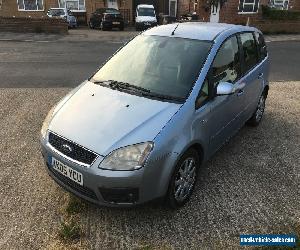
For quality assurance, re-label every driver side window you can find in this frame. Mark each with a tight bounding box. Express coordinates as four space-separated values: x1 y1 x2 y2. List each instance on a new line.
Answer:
211 36 241 88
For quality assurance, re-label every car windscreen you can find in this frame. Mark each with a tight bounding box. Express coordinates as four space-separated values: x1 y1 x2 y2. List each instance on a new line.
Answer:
48 9 65 16
91 35 212 100
138 8 155 17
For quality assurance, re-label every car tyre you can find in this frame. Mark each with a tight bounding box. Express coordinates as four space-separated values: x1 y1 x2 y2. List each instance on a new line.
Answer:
166 148 200 209
247 92 267 127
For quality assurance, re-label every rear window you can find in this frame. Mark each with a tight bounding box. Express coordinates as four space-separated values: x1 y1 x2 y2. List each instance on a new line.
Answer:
138 8 155 17
96 8 120 14
239 32 258 73
48 9 65 16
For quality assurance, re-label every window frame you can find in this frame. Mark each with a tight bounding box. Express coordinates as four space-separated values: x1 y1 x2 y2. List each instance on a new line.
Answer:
17 0 44 12
58 0 86 12
238 0 260 14
237 32 260 75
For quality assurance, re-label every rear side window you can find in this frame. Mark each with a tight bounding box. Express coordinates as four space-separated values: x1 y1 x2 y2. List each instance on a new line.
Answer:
255 32 268 61
211 35 241 87
239 32 258 73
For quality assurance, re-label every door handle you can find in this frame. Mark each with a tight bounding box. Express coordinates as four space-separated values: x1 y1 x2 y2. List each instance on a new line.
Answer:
258 73 264 79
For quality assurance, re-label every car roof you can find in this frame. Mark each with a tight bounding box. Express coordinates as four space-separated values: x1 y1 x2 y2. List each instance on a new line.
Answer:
137 4 155 8
143 22 257 41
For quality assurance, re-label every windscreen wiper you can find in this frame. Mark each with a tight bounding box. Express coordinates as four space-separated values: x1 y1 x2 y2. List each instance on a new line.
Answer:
91 79 150 93
108 80 151 93
92 79 184 102
141 91 185 102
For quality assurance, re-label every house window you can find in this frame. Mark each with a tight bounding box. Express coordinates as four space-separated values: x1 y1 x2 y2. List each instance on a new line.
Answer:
58 0 85 11
269 0 289 10
17 0 44 11
238 0 260 13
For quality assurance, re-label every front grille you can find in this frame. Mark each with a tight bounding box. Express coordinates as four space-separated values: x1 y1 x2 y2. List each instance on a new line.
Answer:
48 132 97 165
48 164 98 201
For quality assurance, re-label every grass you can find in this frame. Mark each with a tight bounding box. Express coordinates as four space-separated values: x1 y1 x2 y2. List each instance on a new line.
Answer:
65 195 86 215
58 220 81 242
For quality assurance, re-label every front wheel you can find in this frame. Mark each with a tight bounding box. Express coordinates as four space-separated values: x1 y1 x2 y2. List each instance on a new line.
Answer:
166 148 200 208
247 93 266 126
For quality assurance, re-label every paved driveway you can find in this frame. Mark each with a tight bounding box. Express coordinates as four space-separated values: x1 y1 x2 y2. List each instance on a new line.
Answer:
0 82 299 249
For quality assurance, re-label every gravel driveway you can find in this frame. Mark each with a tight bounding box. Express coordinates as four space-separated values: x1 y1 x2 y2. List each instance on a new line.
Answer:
0 82 299 249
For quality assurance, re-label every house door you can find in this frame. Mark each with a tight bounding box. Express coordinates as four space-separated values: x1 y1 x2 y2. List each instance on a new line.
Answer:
210 2 220 23
107 0 118 9
169 0 177 17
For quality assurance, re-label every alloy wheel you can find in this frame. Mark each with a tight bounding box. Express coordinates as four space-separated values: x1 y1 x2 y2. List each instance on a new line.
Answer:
174 157 196 202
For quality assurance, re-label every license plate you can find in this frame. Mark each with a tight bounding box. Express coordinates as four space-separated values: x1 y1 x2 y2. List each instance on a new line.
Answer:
51 157 83 186
112 22 120 25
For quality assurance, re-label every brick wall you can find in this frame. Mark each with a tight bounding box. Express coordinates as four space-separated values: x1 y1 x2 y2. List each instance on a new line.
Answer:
253 19 300 33
289 0 300 11
0 16 68 33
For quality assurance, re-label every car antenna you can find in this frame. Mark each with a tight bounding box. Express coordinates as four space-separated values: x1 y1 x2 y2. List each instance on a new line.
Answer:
171 23 179 36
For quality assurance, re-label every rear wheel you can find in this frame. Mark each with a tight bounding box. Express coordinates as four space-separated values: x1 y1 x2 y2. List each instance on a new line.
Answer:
166 148 200 208
247 93 266 126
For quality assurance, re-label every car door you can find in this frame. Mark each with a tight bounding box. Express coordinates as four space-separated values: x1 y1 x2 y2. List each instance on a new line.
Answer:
237 32 265 121
205 35 246 154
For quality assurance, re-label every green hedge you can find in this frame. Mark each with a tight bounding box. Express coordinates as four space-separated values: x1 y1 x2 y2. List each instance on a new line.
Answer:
262 5 300 20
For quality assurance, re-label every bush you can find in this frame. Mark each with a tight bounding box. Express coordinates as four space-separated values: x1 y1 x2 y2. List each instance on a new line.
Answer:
262 5 300 20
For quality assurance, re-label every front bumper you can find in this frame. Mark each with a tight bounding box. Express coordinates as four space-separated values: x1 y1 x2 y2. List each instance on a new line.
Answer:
41 137 172 207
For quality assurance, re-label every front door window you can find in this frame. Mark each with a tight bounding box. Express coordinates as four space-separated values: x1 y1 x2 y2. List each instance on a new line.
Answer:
211 36 241 88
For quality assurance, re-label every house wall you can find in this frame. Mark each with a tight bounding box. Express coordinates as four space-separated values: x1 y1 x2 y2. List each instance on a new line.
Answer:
289 0 300 11
0 0 133 23
0 0 58 18
176 0 300 24
219 0 268 25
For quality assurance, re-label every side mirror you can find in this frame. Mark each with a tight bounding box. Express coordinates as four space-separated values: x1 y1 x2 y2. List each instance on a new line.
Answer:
216 82 235 95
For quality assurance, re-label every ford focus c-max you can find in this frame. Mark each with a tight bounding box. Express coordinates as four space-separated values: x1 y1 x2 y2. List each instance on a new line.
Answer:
41 23 269 208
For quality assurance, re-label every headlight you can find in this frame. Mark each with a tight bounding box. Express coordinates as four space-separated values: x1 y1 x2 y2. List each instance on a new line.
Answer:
41 105 56 139
99 142 154 171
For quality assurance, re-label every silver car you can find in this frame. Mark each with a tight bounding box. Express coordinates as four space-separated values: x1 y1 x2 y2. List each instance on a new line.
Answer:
47 8 77 28
41 23 269 208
